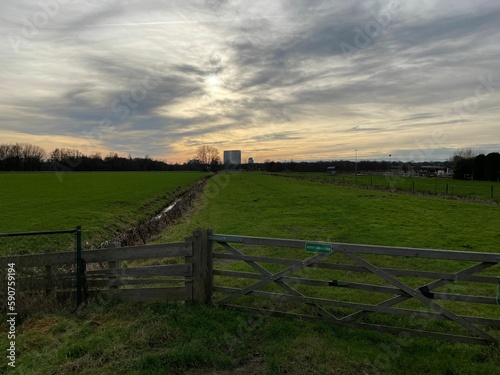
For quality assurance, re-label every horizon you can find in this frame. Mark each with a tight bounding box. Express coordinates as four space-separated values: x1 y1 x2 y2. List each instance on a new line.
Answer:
1 1 499 164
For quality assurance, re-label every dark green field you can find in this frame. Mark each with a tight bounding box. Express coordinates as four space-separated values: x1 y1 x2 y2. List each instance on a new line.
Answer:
0 172 207 244
1 172 500 375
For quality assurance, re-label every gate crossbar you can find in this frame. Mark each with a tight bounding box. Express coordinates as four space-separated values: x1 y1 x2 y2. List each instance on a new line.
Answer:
217 249 329 306
217 241 338 319
340 251 498 343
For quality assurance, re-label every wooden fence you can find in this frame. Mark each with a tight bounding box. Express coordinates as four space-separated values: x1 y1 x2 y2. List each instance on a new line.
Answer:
1 228 499 345
0 229 212 304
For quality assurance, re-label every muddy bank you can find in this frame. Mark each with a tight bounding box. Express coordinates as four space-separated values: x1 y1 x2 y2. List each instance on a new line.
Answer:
93 177 208 248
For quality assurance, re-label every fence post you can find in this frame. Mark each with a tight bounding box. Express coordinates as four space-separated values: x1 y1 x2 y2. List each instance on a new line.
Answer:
45 265 53 295
108 241 121 290
188 227 213 305
75 226 83 307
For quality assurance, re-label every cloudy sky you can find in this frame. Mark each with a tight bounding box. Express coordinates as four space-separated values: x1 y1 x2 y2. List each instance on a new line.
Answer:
1 0 499 163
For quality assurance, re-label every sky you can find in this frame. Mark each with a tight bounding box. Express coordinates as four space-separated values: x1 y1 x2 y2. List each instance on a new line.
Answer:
1 0 499 164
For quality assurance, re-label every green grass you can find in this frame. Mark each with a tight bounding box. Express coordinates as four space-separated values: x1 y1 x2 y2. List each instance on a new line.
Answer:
276 172 500 201
1 301 499 375
157 173 500 251
2 172 500 374
158 171 500 317
0 172 207 246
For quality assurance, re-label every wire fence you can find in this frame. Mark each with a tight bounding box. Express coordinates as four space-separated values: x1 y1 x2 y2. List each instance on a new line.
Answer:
273 173 499 202
0 227 82 321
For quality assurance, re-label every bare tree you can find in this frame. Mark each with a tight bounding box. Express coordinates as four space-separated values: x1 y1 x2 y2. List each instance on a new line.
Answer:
21 143 46 171
0 144 10 160
50 148 81 162
21 143 46 160
0 143 46 170
194 145 220 171
449 148 480 166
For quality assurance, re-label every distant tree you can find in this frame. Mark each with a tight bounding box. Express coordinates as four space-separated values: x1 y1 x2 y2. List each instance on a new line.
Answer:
21 143 46 171
473 154 486 180
194 145 220 171
0 143 46 171
449 148 479 167
485 152 500 181
453 158 474 179
450 148 481 180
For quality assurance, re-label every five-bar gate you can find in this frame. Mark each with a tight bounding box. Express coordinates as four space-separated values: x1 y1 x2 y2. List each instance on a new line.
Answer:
210 232 500 345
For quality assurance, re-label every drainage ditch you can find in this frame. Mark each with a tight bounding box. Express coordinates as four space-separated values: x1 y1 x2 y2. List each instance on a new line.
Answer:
91 177 208 248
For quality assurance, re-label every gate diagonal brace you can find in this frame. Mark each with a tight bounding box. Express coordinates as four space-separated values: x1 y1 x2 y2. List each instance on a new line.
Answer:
217 242 337 319
341 260 495 323
419 286 435 299
217 252 330 306
340 252 498 343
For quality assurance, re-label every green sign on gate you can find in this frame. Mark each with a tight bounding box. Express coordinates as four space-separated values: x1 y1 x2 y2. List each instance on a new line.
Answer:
305 242 332 254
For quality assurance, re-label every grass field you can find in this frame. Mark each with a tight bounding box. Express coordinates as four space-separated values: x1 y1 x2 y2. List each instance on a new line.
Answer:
275 172 500 201
0 171 207 245
158 173 500 251
1 173 500 375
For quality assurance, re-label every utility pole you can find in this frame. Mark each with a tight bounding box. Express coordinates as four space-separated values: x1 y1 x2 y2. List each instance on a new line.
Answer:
355 149 357 175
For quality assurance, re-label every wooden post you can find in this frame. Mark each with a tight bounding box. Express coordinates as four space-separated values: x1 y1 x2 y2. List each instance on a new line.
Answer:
187 227 213 305
45 265 52 295
108 241 121 289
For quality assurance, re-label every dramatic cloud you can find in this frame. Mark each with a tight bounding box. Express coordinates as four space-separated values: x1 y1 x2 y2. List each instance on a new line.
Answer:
1 0 499 163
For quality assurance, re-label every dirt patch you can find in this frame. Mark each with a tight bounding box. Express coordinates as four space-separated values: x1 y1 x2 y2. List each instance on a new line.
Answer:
183 355 267 375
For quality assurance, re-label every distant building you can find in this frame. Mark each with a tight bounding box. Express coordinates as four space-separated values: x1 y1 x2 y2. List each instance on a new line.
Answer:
418 165 449 177
248 157 254 171
327 166 336 175
223 150 241 169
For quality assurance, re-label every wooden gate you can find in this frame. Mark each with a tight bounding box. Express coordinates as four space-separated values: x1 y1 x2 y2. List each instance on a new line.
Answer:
210 232 500 345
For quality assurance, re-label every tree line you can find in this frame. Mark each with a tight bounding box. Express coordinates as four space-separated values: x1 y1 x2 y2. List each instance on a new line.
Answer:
450 149 500 181
2 143 498 179
0 143 186 172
